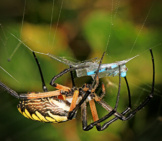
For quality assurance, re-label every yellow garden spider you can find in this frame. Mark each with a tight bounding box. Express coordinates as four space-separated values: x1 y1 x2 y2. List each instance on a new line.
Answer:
0 49 155 131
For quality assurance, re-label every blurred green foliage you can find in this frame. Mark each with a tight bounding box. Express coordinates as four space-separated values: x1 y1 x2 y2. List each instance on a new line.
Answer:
0 0 162 141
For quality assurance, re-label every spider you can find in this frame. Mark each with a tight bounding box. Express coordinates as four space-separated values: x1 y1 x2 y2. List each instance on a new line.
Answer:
0 49 155 131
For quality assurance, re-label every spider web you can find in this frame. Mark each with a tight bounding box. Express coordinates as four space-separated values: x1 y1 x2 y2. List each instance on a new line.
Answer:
0 0 162 141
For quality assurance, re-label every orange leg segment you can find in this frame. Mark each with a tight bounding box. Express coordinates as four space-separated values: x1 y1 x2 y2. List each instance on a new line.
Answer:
69 90 79 111
89 99 99 122
20 84 71 100
20 90 64 100
54 83 71 91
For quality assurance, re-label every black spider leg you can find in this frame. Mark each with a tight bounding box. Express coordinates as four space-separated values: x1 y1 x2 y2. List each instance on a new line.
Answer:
70 65 75 87
0 52 48 99
92 52 106 88
84 48 155 130
94 76 131 131
81 100 87 129
81 82 107 130
81 65 122 131
0 81 20 99
68 52 106 120
121 48 155 120
50 65 89 86
32 51 48 92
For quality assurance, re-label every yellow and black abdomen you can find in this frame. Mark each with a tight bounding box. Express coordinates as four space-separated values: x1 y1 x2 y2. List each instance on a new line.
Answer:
17 97 71 123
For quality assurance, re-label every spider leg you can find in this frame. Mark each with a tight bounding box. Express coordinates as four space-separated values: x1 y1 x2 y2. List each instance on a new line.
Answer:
93 106 130 131
80 65 122 131
51 83 71 92
68 52 106 120
69 90 79 111
70 65 75 87
93 99 130 131
89 99 99 121
0 51 61 100
81 99 101 130
0 81 19 99
52 66 80 112
92 76 99 91
100 82 106 99
124 77 131 109
50 66 88 93
89 48 155 130
89 99 103 130
122 48 155 120
82 102 119 131
68 90 91 120
92 52 106 88
19 90 62 99
0 84 64 100
86 62 132 130
55 65 75 91
32 51 48 92
81 94 130 131
81 101 87 129
0 52 49 99
50 66 89 86
106 49 154 121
